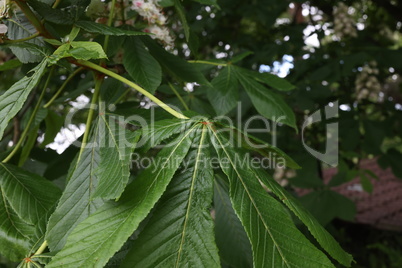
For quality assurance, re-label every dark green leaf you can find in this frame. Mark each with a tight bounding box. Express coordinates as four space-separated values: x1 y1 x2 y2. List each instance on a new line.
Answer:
230 51 253 63
207 65 238 115
235 67 297 130
28 0 75 25
210 130 335 267
254 169 354 267
123 38 162 94
75 21 149 36
0 59 47 140
214 176 252 268
298 190 356 227
46 124 198 268
92 115 140 200
173 0 190 41
251 72 296 91
122 127 220 267
142 36 209 84
191 0 220 9
41 110 64 148
0 59 22 71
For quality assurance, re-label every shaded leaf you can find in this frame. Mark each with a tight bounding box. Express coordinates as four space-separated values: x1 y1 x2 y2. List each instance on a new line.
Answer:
142 36 209 84
235 67 296 130
214 176 252 268
253 169 354 267
75 21 149 36
209 129 335 267
123 38 162 94
173 0 190 41
207 66 238 115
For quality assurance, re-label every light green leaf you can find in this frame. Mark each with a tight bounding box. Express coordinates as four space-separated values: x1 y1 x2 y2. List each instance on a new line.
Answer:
235 67 297 130
0 189 35 262
0 59 47 141
0 163 61 225
173 0 190 42
46 124 198 268
254 170 354 267
207 65 239 115
46 125 105 251
69 26 80 42
123 38 162 94
43 38 63 46
209 129 335 267
214 176 252 268
69 41 107 60
92 114 140 200
139 118 195 152
121 127 220 267
75 21 149 36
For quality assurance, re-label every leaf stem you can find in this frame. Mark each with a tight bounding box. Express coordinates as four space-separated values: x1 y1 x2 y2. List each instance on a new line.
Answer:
77 60 189 119
34 241 48 255
43 67 84 108
3 33 40 44
77 78 102 163
168 82 189 111
188 60 227 66
2 67 54 164
52 0 62 8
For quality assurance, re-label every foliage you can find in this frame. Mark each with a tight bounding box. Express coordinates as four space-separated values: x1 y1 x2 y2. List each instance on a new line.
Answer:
0 0 402 267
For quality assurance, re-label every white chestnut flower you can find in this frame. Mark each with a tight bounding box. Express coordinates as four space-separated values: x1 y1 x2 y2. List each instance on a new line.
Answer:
333 2 357 39
355 61 382 102
0 24 7 34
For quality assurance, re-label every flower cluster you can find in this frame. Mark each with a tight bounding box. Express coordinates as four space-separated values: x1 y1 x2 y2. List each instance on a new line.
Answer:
132 0 174 47
272 168 296 187
333 2 357 39
355 61 382 102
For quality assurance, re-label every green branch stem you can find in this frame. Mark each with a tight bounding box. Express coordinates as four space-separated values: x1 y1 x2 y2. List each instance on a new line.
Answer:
188 60 227 66
168 82 189 111
76 78 102 163
43 67 84 108
77 60 189 119
3 32 40 44
33 241 48 256
2 67 54 164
